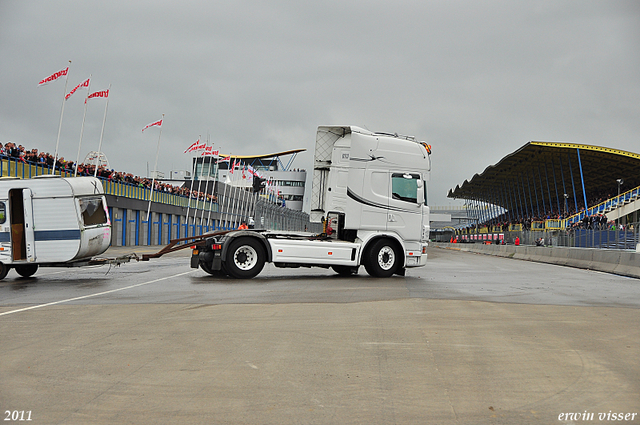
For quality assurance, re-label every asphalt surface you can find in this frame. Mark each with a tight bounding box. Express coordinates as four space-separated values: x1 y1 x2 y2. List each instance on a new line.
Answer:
0 245 638 424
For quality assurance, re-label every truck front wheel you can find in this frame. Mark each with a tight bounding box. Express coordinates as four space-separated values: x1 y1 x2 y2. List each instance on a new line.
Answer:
364 239 400 278
224 237 266 279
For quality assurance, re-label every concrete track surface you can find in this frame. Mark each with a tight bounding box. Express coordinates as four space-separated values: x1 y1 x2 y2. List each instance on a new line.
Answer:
0 246 638 425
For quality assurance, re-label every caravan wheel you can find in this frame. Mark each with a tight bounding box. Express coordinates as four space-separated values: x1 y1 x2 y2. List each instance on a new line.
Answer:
15 264 39 278
0 263 8 280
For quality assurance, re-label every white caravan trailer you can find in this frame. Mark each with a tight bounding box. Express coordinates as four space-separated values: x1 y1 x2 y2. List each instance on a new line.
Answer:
0 175 111 279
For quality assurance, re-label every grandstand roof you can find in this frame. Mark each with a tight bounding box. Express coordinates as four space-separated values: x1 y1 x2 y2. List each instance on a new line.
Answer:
448 141 640 212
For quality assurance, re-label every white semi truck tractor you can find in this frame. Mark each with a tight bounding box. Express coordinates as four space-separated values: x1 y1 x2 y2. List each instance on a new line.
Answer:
189 125 431 278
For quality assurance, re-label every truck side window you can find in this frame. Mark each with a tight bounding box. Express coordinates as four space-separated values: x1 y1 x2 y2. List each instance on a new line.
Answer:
0 202 5 224
391 173 420 203
78 197 108 226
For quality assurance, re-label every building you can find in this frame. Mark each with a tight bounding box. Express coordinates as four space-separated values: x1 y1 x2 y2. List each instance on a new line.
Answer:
193 149 307 211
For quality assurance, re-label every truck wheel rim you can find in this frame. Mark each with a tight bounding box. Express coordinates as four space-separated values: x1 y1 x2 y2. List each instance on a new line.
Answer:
378 246 395 270
234 245 258 270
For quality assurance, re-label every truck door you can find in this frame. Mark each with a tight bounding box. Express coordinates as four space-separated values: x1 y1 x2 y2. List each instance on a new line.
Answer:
9 188 35 262
387 173 423 241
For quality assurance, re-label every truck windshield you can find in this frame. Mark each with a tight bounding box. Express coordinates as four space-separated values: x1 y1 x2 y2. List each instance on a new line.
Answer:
391 173 421 204
78 197 108 226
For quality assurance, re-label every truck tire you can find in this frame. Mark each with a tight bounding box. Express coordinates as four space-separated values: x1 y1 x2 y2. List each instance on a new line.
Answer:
331 265 359 276
364 239 400 278
0 262 8 280
224 237 266 279
200 261 227 277
15 264 38 278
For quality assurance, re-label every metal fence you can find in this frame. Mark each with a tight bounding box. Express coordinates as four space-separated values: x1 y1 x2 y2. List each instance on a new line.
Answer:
254 198 323 233
0 156 321 234
519 224 640 250
450 222 640 251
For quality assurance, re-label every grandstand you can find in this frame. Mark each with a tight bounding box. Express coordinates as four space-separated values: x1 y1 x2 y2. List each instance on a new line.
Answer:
447 142 640 249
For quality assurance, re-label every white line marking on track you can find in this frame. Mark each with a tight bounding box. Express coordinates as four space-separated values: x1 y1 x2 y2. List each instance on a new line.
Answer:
0 269 196 317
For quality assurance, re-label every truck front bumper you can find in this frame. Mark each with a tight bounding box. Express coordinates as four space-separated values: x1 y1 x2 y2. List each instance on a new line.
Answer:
404 243 428 268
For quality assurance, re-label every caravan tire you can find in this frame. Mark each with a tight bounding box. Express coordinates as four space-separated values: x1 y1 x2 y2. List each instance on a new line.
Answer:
0 263 8 280
15 264 38 278
224 237 265 279
364 239 400 278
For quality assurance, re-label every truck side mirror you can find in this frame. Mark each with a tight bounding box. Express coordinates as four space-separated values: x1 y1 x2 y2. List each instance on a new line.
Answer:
416 179 425 204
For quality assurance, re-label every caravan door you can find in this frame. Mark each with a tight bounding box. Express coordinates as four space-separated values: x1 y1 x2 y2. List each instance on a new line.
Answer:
9 188 35 262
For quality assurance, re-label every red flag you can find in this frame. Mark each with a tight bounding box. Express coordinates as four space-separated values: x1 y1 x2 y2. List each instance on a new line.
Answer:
65 78 90 100
184 139 206 153
87 89 109 100
142 119 163 132
200 147 219 157
230 159 236 174
219 155 231 162
38 67 69 86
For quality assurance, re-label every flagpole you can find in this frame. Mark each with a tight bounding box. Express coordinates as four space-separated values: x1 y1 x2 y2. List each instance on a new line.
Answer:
206 151 219 228
72 74 92 177
184 148 197 238
228 157 240 228
241 170 250 224
92 84 111 178
230 163 240 228
199 135 213 231
199 134 213 230
52 60 71 175
220 156 232 229
193 136 205 234
146 114 164 221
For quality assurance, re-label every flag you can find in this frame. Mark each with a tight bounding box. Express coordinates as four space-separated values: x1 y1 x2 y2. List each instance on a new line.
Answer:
200 147 219 157
65 78 90 100
184 139 206 153
219 155 230 162
87 89 109 100
242 165 246 179
230 159 236 174
247 165 262 178
86 89 109 104
38 67 69 86
142 118 163 132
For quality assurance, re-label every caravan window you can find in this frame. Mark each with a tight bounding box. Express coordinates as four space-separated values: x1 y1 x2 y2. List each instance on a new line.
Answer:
0 202 5 224
391 173 421 203
78 197 108 226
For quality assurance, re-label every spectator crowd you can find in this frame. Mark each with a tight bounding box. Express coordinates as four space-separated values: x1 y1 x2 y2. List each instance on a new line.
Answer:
0 141 217 203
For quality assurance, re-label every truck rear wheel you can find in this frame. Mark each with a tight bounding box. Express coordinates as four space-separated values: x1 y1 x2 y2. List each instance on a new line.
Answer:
0 262 8 280
15 264 38 278
364 239 400 278
224 237 266 279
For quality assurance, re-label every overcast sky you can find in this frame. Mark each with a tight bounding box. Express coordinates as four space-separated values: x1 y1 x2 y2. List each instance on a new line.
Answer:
1 0 638 208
